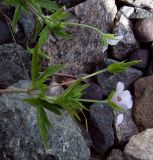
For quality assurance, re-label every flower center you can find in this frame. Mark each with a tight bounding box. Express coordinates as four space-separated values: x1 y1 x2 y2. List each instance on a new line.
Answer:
117 96 122 102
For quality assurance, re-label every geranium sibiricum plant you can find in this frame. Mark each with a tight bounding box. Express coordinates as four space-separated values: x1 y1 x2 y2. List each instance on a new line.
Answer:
0 0 141 149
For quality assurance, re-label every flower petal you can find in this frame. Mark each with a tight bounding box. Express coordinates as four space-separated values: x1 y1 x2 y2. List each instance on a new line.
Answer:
116 82 124 92
116 114 124 126
107 36 124 46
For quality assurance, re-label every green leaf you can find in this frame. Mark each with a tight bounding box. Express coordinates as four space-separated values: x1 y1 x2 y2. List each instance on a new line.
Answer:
38 26 49 46
12 4 21 32
54 30 72 39
37 105 51 149
109 101 124 112
107 60 141 73
37 64 65 85
107 91 124 112
54 80 89 120
37 0 59 11
32 18 43 42
29 45 41 87
24 97 62 115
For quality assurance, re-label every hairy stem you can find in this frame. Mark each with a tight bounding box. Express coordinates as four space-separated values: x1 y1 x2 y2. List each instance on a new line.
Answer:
0 88 29 94
76 99 108 103
67 22 103 35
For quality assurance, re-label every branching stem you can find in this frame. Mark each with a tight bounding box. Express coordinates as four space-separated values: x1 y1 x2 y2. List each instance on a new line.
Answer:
67 22 104 35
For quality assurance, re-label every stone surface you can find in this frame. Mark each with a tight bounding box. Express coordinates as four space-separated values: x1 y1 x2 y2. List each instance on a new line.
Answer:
0 62 26 88
0 80 90 160
134 75 153 130
134 18 153 42
0 20 11 45
119 6 153 19
82 82 103 100
117 0 153 9
128 49 149 69
112 14 138 60
19 12 35 37
106 149 124 160
0 43 30 68
97 58 143 96
43 0 117 75
0 43 30 88
114 109 139 145
57 0 86 7
124 129 153 160
89 103 114 155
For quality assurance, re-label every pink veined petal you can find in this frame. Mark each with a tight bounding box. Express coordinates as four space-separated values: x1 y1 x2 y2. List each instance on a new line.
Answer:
116 114 124 126
116 82 124 92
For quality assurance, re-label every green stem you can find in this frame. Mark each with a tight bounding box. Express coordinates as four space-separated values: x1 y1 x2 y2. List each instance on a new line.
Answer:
82 68 107 80
76 99 108 103
67 22 103 35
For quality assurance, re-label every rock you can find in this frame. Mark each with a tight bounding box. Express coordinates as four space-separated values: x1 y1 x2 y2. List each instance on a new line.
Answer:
97 58 143 96
0 43 30 88
112 14 138 60
0 62 26 88
114 109 139 145
0 80 90 160
128 49 149 69
117 0 153 9
43 0 117 75
134 18 153 42
0 20 11 45
19 12 35 37
119 6 153 19
106 149 124 160
89 103 114 155
124 129 153 160
57 0 86 7
0 43 30 68
134 75 153 130
82 83 103 100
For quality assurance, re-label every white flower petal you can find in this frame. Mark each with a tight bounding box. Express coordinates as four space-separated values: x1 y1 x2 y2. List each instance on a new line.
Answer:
116 114 124 126
116 82 124 91
107 36 124 46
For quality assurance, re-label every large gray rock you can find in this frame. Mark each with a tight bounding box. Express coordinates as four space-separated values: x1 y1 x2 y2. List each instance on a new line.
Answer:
119 6 153 19
0 43 30 88
0 20 11 45
97 58 143 96
43 0 117 75
114 109 139 145
124 129 153 160
128 49 149 70
0 80 90 160
112 14 139 60
57 0 85 7
117 0 153 9
89 103 114 155
0 43 30 68
106 149 124 160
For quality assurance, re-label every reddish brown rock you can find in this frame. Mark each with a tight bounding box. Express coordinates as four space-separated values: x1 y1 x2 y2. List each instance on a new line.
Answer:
134 75 153 130
135 18 153 42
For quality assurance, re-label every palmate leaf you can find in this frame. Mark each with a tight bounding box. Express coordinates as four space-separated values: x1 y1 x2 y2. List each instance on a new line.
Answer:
12 4 21 32
4 0 20 5
23 97 63 148
37 105 51 149
54 80 89 120
36 64 65 85
38 26 50 46
28 45 41 87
